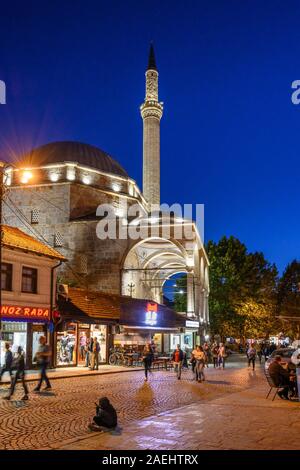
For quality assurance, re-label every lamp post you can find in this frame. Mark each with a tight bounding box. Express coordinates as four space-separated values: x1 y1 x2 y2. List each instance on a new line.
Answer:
0 162 8 339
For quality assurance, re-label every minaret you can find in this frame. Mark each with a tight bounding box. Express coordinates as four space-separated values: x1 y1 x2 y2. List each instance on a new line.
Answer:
140 44 163 207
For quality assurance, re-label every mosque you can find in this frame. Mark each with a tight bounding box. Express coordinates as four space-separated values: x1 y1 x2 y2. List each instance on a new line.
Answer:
3 46 210 363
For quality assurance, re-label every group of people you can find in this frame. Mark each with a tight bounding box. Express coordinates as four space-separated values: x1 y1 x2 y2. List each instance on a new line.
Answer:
83 337 101 370
141 342 228 383
0 336 52 401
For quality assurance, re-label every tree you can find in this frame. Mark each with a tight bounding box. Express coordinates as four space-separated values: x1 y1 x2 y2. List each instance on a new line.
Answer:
174 276 187 313
277 260 300 339
206 236 278 341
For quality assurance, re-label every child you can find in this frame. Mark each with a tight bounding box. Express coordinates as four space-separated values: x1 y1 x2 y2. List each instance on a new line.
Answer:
89 397 117 432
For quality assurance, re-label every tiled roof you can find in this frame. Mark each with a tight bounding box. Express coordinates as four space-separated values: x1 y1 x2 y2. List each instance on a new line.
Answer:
59 287 121 321
2 225 66 261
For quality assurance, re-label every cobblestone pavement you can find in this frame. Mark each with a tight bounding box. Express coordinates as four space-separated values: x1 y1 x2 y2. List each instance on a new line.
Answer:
63 383 300 451
0 356 296 450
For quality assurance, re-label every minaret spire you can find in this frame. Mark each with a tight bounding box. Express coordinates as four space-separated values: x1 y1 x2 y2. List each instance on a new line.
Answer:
140 44 163 207
147 43 157 71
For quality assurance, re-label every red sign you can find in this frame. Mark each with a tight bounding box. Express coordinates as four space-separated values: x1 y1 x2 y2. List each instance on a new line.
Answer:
147 303 158 312
0 305 50 322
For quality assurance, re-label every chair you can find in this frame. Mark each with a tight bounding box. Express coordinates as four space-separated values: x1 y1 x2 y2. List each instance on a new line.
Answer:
265 369 285 401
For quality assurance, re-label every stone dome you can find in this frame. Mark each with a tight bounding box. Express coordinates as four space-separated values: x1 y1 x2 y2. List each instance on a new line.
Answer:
18 141 128 178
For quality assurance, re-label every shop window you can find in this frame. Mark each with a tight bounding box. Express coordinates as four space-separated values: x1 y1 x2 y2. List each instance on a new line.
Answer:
1 263 12 291
22 266 37 293
0 322 27 367
31 209 39 224
56 323 77 365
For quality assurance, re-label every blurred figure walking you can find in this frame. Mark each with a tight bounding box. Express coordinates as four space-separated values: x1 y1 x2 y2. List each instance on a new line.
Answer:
34 336 52 392
3 347 28 401
0 342 13 385
172 344 184 380
142 343 153 381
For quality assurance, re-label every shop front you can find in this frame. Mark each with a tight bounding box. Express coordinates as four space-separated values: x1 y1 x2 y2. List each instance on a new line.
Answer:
161 320 199 355
114 298 187 355
0 304 50 369
56 287 120 367
54 320 108 367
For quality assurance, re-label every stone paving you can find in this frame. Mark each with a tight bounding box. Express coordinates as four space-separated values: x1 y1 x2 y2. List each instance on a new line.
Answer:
0 364 141 384
0 356 298 450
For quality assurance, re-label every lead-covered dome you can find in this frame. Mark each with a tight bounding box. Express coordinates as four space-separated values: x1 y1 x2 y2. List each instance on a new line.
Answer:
18 141 128 178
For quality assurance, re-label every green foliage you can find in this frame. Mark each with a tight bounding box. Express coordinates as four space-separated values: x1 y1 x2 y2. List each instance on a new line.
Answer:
277 260 300 338
206 236 278 340
173 276 187 313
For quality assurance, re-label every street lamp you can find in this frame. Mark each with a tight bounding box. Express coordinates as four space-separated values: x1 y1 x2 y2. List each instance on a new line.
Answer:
0 161 11 338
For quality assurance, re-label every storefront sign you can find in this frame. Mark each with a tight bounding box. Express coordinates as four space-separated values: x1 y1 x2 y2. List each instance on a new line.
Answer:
145 303 158 326
0 305 50 322
185 320 200 328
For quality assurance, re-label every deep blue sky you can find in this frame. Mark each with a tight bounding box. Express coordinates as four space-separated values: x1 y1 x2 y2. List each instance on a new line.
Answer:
1 0 300 273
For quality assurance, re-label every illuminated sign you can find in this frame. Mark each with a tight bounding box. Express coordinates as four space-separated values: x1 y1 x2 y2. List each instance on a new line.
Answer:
0 305 50 322
185 320 200 328
145 303 158 326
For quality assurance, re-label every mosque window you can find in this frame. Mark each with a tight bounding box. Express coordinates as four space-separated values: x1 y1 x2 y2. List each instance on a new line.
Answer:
78 255 88 274
54 232 63 248
31 209 39 224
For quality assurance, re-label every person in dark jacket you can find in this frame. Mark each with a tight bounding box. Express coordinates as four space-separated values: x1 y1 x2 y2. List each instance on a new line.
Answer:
89 397 117 431
172 344 184 380
3 347 29 401
0 342 13 384
142 343 154 381
268 355 292 400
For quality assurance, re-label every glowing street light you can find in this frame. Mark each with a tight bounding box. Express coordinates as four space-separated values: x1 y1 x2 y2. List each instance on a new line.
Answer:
20 170 33 184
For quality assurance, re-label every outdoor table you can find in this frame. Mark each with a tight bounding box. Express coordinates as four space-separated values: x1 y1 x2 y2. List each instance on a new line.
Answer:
157 357 172 370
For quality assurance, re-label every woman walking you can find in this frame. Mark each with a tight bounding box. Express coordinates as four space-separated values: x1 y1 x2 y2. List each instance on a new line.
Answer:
211 343 219 368
218 343 226 369
247 344 257 371
191 345 206 382
142 343 153 381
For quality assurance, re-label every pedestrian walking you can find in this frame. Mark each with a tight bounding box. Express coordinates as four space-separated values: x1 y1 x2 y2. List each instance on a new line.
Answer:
211 342 219 368
172 344 184 380
0 342 13 385
85 338 91 367
91 337 100 370
3 347 28 401
80 332 87 360
33 336 52 392
203 342 210 367
191 345 206 382
142 343 153 381
247 344 256 371
218 343 226 369
256 343 262 364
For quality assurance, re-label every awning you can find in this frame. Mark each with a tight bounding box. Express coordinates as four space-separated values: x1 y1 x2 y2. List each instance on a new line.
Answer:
58 287 187 329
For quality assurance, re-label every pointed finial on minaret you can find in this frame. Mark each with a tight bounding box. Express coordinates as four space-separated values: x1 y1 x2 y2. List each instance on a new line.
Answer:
147 42 157 71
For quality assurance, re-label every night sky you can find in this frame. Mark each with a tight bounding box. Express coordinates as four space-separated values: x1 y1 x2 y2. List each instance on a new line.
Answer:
1 0 300 273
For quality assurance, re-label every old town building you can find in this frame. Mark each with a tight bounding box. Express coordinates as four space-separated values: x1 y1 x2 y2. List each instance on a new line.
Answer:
0 225 65 368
